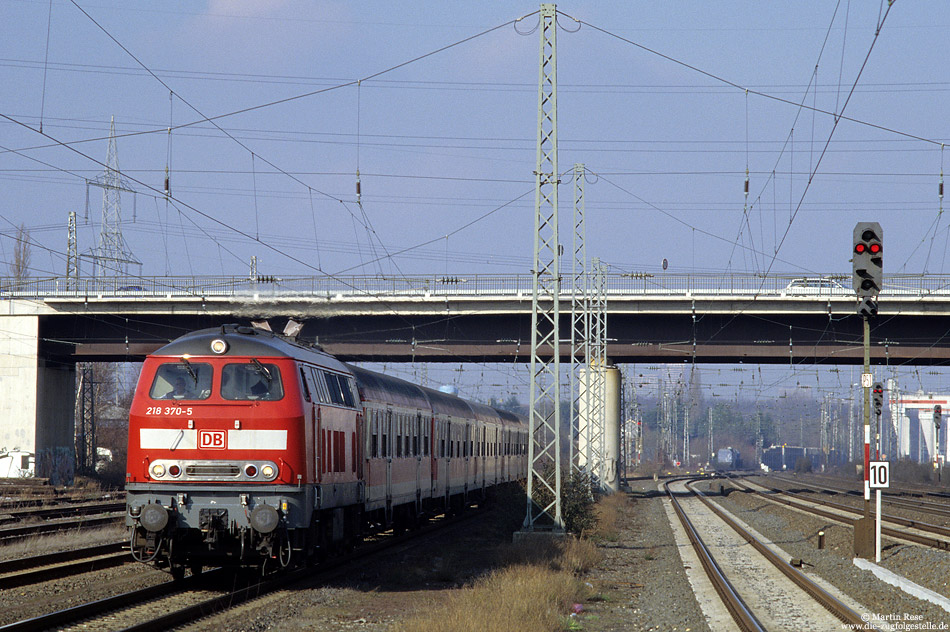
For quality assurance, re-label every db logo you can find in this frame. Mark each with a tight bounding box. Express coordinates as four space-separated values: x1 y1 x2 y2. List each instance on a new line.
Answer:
198 429 227 450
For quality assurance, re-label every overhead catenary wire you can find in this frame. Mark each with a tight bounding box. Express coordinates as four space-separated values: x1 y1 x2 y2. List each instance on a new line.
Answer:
62 0 534 283
39 0 53 134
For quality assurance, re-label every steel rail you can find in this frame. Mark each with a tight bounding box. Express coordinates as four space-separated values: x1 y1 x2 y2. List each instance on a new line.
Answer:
0 514 124 542
0 501 126 523
117 509 485 632
0 507 483 632
0 544 128 590
768 474 950 519
687 479 865 627
0 574 199 632
663 480 765 632
730 478 950 551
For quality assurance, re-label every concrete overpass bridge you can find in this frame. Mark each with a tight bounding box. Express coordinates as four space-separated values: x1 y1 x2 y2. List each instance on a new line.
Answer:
3 271 950 477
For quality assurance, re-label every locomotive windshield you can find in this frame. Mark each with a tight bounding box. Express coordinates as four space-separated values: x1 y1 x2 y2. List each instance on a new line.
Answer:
149 361 213 400
221 362 284 401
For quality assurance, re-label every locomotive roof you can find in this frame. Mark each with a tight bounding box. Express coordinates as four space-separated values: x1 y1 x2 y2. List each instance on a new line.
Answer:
152 325 349 372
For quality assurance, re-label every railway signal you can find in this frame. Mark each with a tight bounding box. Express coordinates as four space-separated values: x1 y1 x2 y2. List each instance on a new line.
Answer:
857 297 878 319
853 221 883 559
935 405 942 431
872 383 884 417
852 222 883 299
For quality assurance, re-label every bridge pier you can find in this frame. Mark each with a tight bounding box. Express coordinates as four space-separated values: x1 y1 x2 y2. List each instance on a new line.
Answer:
0 310 75 484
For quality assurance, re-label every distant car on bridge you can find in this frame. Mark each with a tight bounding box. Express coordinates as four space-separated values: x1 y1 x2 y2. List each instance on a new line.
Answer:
781 277 845 296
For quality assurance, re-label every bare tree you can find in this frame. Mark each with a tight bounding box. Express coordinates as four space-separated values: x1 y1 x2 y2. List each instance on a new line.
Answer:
9 224 31 285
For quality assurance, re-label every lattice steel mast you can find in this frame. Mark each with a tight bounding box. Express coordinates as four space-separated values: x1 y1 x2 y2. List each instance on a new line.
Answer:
523 3 563 532
585 257 608 489
570 163 588 475
66 211 78 288
89 117 140 277
74 364 95 475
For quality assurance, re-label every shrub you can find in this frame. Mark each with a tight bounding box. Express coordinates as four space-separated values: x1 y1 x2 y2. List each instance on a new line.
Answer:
794 456 813 473
561 471 596 536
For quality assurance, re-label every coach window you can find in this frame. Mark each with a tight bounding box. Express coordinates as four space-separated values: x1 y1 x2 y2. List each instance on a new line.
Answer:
396 416 403 458
150 362 213 400
371 412 379 458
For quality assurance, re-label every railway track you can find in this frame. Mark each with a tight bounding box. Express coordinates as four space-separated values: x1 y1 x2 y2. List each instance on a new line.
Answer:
0 507 483 631
664 478 865 630
769 473 950 520
731 477 950 551
0 500 126 524
0 542 128 589
0 512 125 543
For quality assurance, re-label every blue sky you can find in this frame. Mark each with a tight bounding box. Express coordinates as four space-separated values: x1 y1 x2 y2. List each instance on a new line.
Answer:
3 1 950 407
2 1 947 282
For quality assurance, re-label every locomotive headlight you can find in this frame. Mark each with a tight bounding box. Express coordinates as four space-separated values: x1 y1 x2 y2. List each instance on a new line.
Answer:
210 338 229 354
151 463 166 478
168 464 181 477
244 464 258 478
261 464 276 479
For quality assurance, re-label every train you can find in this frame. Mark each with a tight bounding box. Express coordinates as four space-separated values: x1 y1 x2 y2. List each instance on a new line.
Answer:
125 325 528 577
714 447 742 470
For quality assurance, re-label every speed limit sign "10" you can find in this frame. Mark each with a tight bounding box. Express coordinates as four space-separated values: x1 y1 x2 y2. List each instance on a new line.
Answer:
869 461 889 488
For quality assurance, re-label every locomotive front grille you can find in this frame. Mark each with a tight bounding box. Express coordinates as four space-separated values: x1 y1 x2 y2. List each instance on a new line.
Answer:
148 459 280 482
186 464 240 476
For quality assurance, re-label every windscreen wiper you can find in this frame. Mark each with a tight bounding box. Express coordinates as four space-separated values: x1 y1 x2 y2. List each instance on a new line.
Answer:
250 358 272 382
179 357 198 384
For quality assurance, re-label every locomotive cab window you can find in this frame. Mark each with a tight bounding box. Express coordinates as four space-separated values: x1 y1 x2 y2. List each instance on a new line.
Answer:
149 361 213 400
221 361 284 401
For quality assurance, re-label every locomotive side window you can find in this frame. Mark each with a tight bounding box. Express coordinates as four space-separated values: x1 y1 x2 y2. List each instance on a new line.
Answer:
221 362 284 401
149 361 213 400
322 372 356 408
309 368 330 404
299 367 311 402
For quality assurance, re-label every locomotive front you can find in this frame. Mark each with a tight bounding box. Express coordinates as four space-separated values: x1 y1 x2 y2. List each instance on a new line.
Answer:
126 326 311 576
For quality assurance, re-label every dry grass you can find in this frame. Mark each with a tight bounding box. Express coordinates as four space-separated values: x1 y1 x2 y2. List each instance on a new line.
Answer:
392 488 626 631
0 524 127 561
494 535 601 575
399 563 590 632
585 492 628 541
401 534 600 632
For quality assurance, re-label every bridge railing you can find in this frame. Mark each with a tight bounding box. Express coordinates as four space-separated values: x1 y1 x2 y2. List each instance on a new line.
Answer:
1 273 949 299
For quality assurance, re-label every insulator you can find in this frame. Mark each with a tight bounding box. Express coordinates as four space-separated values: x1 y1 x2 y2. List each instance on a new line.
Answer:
940 179 944 199
164 176 170 196
744 178 749 194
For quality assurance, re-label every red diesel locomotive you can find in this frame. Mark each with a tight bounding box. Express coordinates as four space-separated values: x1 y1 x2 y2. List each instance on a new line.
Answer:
126 325 527 576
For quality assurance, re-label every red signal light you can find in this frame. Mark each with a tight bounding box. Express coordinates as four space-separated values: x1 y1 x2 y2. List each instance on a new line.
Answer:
869 243 881 254
854 243 866 254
